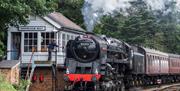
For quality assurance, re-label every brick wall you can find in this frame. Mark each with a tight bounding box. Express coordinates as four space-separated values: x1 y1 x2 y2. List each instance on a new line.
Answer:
0 69 11 83
29 67 66 91
0 67 19 84
29 67 53 91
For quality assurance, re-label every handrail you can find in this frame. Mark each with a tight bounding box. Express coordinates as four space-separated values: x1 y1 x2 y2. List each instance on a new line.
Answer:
25 48 35 80
25 48 36 91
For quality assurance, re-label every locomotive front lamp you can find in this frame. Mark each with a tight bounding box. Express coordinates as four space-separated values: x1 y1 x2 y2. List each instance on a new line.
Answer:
95 68 99 74
66 68 70 74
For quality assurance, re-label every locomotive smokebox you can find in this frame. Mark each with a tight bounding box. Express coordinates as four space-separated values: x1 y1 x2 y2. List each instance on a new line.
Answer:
68 33 101 63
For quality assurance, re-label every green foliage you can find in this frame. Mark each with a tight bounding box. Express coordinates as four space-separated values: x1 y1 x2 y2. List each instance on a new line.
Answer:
0 0 58 29
58 0 179 54
13 80 30 91
0 74 30 91
0 74 17 91
94 0 180 54
0 0 58 58
0 31 5 58
0 0 179 55
58 0 85 28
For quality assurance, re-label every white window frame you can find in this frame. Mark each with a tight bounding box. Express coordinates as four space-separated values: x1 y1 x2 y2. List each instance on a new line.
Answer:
24 32 38 52
40 32 56 52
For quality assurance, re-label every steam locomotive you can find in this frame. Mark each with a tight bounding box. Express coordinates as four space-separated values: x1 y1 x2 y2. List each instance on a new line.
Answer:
64 32 180 91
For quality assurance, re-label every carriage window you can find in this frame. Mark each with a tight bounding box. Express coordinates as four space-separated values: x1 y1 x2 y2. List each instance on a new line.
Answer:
146 55 148 60
149 55 152 66
41 32 56 52
24 33 37 52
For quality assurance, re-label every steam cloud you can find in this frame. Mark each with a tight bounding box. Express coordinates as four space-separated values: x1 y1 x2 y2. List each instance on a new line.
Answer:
82 0 180 32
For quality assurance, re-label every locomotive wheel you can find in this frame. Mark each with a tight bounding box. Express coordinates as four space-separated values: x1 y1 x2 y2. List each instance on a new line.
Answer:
120 83 125 91
112 85 117 91
102 86 110 91
114 83 120 91
107 87 112 91
116 86 120 91
103 87 108 91
94 83 100 91
116 83 125 91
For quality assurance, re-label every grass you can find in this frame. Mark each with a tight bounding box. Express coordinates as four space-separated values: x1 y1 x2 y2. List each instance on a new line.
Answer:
0 74 16 91
13 80 30 91
0 74 30 91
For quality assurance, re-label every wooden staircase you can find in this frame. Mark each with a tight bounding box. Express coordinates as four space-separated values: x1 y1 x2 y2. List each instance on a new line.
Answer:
21 67 32 79
20 49 36 91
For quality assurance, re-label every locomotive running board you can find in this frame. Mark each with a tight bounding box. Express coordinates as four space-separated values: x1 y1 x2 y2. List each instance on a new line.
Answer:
106 58 129 63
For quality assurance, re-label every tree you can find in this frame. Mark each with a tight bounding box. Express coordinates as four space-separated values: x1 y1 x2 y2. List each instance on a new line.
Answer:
0 0 58 30
0 0 58 57
58 0 85 28
94 0 166 51
154 1 180 53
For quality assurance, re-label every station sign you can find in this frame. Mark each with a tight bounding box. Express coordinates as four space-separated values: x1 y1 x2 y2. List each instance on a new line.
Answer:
18 26 46 31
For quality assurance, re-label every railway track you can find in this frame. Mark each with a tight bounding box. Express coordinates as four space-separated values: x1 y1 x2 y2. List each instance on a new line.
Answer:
159 84 180 91
128 83 180 91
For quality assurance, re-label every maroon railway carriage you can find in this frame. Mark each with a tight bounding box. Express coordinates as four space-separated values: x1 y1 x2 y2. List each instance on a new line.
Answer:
130 47 180 86
169 54 180 82
143 48 169 75
128 47 169 86
169 54 180 74
132 47 169 76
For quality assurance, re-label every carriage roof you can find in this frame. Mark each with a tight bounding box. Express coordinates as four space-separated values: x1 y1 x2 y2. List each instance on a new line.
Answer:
141 47 169 57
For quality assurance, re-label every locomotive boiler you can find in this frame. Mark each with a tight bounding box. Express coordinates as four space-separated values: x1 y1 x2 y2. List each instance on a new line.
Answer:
64 32 133 91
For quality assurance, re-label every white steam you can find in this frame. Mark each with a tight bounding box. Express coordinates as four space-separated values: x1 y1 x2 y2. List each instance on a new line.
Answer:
82 0 180 32
176 0 180 11
82 0 133 32
145 0 166 10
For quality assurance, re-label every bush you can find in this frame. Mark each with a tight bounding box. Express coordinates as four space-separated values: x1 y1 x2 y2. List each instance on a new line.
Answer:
0 74 17 91
0 74 30 91
13 80 30 91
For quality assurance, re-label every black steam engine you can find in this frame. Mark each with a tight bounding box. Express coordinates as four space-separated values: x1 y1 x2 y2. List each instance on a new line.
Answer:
64 32 132 91
64 32 180 91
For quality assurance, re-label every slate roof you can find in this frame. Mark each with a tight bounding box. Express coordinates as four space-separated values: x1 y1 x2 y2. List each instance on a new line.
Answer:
47 12 85 32
0 60 20 68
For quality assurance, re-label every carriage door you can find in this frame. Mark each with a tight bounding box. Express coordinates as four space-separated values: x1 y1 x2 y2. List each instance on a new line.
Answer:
11 32 21 60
